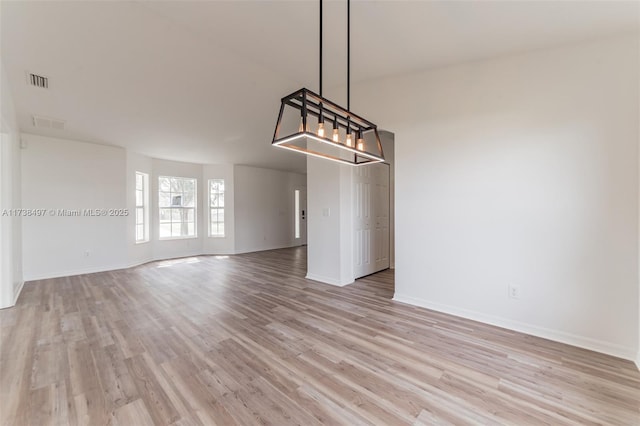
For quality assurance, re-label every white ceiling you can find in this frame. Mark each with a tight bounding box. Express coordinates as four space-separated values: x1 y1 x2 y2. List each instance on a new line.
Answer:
2 0 638 174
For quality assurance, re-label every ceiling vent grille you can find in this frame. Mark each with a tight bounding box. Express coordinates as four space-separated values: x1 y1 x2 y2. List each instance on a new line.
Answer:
32 115 65 130
27 73 49 89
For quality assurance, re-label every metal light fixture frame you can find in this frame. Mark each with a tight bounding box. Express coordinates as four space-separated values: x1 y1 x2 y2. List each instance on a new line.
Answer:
272 88 384 165
271 0 385 166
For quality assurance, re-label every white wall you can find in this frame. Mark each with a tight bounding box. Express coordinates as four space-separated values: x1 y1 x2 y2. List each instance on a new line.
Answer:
20 137 299 279
0 62 23 308
203 164 235 254
306 132 396 286
379 130 396 269
353 36 639 360
306 158 355 286
233 165 305 254
21 134 128 280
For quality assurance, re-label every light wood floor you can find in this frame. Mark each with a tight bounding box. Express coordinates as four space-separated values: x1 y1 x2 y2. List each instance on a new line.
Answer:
1 247 639 425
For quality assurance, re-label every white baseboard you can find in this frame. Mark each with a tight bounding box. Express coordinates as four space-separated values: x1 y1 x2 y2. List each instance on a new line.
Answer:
12 280 24 305
23 263 132 282
127 258 155 268
233 242 299 255
305 273 353 287
393 293 636 362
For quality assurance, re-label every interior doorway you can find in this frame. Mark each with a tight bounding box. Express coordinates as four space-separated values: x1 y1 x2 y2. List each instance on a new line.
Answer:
354 162 390 278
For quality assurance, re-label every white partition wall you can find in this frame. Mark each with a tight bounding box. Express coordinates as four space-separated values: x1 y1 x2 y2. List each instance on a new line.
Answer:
0 60 23 308
352 35 640 360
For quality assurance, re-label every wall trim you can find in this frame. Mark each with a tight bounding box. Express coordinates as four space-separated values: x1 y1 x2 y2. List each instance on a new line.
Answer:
127 258 155 269
234 242 300 255
393 293 636 362
305 273 353 287
23 264 132 282
635 352 640 371
12 280 24 306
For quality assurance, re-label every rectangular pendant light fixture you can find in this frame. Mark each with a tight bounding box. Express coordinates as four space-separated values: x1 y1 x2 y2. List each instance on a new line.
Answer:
271 0 385 166
272 88 384 166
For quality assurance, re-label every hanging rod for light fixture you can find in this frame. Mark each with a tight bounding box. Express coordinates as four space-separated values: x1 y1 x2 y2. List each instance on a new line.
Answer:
271 0 384 166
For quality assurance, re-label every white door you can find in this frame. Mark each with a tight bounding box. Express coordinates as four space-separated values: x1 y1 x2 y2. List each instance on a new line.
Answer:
354 163 390 278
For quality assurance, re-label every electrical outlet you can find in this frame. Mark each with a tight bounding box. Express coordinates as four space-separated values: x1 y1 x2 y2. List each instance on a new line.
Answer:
508 284 521 299
83 251 91 257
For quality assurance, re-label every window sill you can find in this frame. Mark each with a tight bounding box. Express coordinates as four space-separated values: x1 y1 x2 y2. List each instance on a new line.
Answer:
158 236 199 241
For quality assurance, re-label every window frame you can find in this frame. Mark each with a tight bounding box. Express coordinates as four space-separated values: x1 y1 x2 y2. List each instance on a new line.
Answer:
158 175 198 240
135 171 149 244
208 179 225 238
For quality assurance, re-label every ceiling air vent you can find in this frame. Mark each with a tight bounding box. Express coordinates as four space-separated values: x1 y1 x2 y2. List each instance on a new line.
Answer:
27 73 49 89
32 115 65 130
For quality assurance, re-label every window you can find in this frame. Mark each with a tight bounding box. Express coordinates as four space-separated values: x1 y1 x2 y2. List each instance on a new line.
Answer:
209 179 225 237
135 172 149 243
294 189 301 239
159 176 197 239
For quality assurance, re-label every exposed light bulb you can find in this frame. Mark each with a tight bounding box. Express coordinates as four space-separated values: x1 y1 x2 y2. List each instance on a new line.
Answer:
298 118 305 133
317 122 325 137
332 128 339 142
346 133 353 147
356 130 364 151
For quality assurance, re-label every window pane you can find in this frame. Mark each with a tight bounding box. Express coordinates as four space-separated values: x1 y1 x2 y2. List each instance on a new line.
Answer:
209 179 224 237
183 193 194 207
295 189 300 239
135 173 148 243
159 192 171 207
159 177 170 192
160 176 197 239
159 208 172 223
170 178 183 193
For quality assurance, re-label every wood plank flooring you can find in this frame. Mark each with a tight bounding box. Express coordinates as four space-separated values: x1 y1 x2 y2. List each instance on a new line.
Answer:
1 246 639 425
